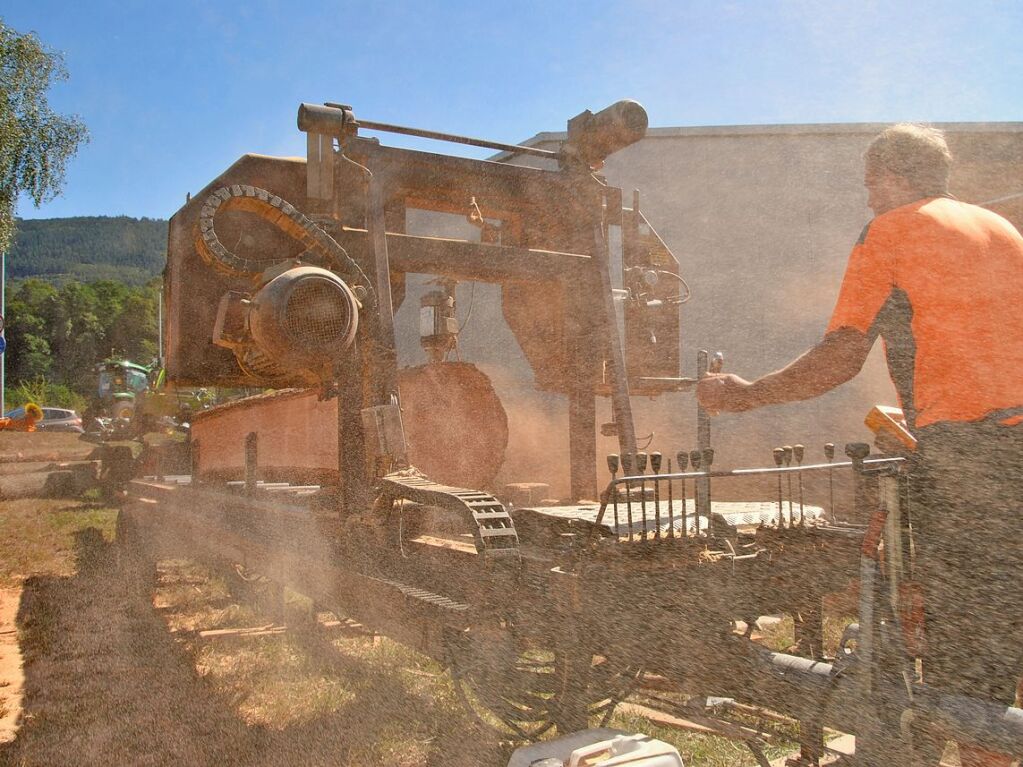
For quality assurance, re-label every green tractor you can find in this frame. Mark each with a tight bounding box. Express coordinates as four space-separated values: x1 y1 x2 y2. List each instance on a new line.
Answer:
95 359 151 421
94 359 212 430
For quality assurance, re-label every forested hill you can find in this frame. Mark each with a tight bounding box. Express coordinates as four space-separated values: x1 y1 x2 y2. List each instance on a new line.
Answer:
8 216 168 286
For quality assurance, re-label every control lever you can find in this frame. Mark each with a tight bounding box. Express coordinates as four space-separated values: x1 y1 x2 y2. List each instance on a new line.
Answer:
606 454 620 476
649 452 662 474
773 447 785 528
696 350 722 531
635 452 648 473
650 452 662 537
793 444 805 525
676 451 690 537
782 446 794 523
690 449 702 535
824 443 836 521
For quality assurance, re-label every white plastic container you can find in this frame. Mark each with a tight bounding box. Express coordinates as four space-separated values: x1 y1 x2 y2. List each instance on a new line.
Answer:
566 733 684 767
508 729 684 767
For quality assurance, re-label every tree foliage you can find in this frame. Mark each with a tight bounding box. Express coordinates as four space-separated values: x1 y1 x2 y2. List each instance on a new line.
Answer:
8 216 167 285
0 19 88 253
5 278 160 402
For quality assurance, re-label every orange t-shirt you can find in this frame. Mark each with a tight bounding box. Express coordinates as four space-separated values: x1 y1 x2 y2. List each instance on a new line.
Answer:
827 197 1023 428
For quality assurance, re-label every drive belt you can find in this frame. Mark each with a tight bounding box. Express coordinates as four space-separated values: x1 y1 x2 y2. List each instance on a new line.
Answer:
380 474 519 557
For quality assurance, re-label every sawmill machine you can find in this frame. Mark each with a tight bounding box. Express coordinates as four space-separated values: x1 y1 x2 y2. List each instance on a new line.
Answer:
121 100 1023 766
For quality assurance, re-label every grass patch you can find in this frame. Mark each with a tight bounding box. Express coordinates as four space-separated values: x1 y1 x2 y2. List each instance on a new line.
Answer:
0 498 118 587
151 558 829 765
153 560 494 766
754 613 856 658
607 709 784 767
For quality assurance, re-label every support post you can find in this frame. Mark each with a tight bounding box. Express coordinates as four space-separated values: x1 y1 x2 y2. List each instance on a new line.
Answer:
696 350 711 526
1 249 5 416
365 164 408 471
591 193 637 459
245 432 258 492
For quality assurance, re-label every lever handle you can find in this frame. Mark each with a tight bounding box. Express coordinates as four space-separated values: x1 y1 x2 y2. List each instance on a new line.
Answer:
607 454 620 475
702 447 715 467
650 452 662 474
635 452 648 473
709 351 724 374
621 453 634 474
677 451 689 472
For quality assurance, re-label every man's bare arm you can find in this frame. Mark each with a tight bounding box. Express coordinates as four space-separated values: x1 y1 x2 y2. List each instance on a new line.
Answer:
697 328 874 412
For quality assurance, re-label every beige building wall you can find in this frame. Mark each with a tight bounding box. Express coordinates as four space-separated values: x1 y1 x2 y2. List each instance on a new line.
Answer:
394 124 1023 496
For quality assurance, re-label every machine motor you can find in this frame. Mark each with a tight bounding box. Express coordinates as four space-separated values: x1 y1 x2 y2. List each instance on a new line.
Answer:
213 265 360 385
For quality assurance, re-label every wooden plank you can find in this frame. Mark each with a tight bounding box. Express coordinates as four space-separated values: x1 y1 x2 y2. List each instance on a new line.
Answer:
409 534 478 556
618 703 778 744
197 624 287 640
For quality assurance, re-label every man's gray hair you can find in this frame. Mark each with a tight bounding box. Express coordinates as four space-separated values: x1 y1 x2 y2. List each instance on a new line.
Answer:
865 123 952 196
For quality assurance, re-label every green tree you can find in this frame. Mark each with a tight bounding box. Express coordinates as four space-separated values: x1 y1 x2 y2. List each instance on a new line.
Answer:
45 280 102 392
5 275 160 402
4 277 55 382
108 290 158 362
0 19 88 252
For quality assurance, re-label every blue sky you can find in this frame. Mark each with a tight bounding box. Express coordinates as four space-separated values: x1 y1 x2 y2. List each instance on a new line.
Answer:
6 0 1022 220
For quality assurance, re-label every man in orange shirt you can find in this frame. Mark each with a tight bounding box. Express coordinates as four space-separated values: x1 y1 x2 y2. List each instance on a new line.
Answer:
698 124 1023 766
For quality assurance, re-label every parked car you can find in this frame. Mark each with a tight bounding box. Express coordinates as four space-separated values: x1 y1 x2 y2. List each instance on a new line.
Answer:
3 406 84 433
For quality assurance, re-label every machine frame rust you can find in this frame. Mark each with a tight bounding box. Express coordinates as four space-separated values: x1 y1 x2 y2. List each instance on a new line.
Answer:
123 101 1023 765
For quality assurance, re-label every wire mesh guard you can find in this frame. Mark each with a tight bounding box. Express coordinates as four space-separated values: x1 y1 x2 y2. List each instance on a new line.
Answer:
283 277 354 348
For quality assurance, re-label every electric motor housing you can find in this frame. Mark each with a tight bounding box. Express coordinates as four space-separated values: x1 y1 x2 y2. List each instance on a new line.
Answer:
215 265 360 385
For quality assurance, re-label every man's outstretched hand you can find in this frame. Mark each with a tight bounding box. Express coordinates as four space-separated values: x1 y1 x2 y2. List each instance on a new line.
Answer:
695 330 872 416
696 373 757 413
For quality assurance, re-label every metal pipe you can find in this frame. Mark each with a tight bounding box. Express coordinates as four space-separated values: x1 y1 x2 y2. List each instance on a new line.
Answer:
302 102 559 158
358 117 557 158
592 209 638 459
914 686 1023 757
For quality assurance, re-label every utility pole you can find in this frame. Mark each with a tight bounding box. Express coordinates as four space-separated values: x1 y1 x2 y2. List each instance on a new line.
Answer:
1 249 5 415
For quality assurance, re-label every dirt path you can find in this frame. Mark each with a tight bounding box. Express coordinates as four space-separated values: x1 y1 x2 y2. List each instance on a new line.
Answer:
0 587 24 744
0 531 262 767
0 526 508 767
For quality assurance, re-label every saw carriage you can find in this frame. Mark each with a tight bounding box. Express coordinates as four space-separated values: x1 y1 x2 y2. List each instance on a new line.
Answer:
120 100 1023 765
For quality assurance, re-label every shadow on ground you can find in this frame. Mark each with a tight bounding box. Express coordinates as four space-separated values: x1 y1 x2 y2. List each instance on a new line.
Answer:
0 529 503 767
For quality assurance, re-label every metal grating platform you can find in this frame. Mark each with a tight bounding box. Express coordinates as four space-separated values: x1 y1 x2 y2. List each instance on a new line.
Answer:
520 499 825 536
